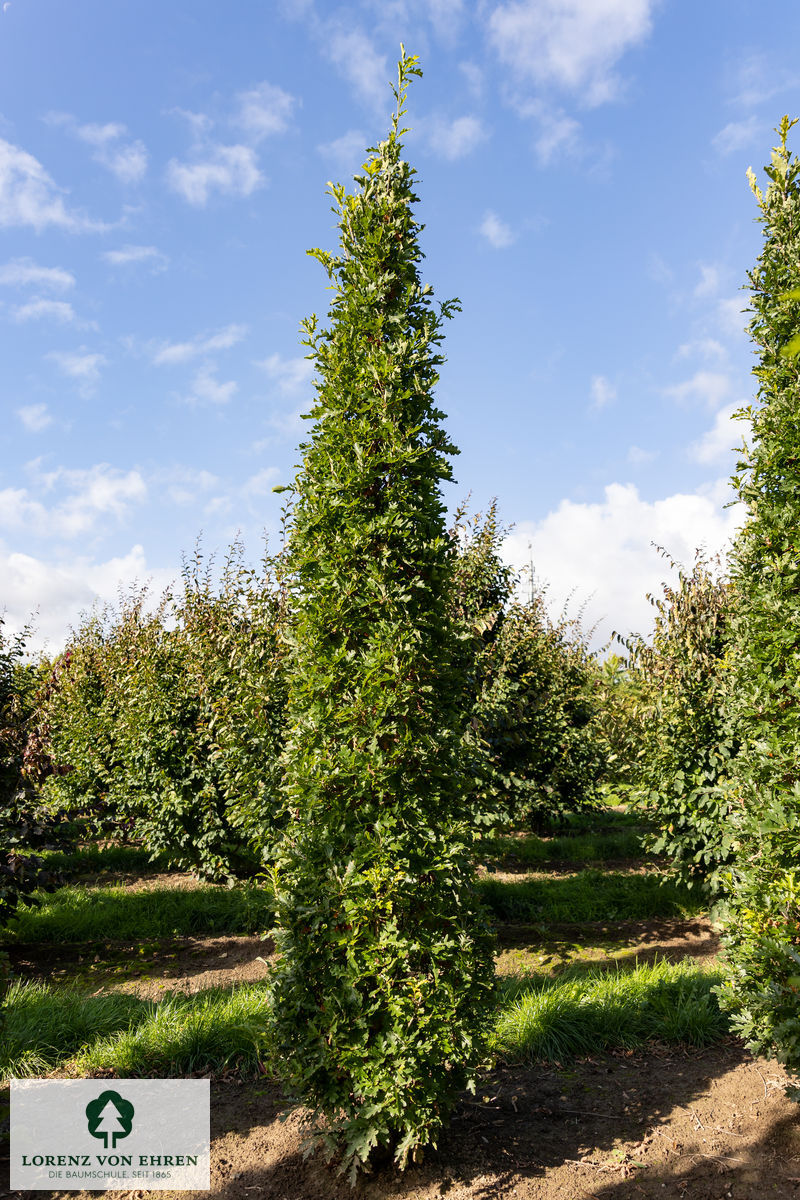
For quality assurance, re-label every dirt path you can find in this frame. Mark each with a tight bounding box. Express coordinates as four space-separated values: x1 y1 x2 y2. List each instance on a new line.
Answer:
3 1045 798 1200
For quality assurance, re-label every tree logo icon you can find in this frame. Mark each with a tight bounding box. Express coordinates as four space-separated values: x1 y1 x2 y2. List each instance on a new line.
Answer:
85 1090 135 1149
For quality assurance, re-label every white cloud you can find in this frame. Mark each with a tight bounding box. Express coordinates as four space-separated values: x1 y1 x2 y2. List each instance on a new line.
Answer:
459 61 485 98
515 99 581 163
325 28 389 106
0 257 75 290
478 210 515 249
717 295 749 337
181 364 238 406
46 113 148 184
235 81 295 141
428 115 487 161
663 370 731 410
171 108 214 139
48 349 107 395
156 465 219 506
0 544 174 654
0 137 104 231
427 0 465 39
257 352 314 393
166 144 264 206
153 323 247 366
627 445 656 465
503 479 743 648
676 337 727 362
0 464 147 540
242 467 281 497
534 108 581 162
17 404 53 432
102 244 168 269
487 0 655 105
590 374 616 409
688 402 748 466
12 297 76 323
694 263 720 298
712 116 760 156
318 129 368 173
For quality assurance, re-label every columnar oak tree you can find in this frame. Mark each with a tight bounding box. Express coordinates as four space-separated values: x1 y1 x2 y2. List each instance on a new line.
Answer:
267 52 495 1175
718 117 800 1086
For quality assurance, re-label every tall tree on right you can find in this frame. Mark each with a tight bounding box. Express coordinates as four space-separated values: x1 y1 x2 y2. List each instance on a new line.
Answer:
718 116 800 1089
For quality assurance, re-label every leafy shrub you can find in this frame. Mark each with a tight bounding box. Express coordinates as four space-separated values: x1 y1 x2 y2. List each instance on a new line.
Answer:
452 507 605 830
626 551 733 889
589 652 649 796
0 620 65 935
267 53 495 1179
717 117 800 1088
38 544 287 881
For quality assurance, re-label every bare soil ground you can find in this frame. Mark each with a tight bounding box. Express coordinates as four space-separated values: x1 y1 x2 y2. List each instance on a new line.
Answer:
3 1046 799 1200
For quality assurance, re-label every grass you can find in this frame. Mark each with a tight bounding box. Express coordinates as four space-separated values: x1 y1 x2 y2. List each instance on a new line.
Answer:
2 882 274 944
42 843 170 877
1 959 727 1083
482 828 649 866
1 979 269 1080
478 869 705 923
1 979 145 1078
492 958 727 1063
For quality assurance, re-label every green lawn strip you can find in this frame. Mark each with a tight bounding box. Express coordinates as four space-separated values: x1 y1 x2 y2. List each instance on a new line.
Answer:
478 869 705 923
1 959 728 1082
492 958 726 1063
2 883 274 944
4 868 698 945
481 828 649 867
1 979 269 1080
42 844 171 877
2 980 144 1079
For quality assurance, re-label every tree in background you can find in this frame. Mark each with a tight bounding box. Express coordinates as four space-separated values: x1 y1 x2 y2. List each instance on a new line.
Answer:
267 52 495 1177
452 504 605 832
36 543 287 881
0 620 63 940
626 551 733 891
717 117 800 1087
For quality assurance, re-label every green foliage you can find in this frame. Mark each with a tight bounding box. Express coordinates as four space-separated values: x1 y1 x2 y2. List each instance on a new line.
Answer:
627 552 733 890
589 653 649 794
476 592 604 830
38 543 287 881
452 509 605 829
718 117 800 1088
267 52 495 1178
0 620 65 932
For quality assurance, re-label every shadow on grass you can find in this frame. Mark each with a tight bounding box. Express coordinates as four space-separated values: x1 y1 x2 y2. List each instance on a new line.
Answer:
1 882 274 944
478 870 705 924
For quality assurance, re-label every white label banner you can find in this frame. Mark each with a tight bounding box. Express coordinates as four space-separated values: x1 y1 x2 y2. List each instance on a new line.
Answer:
11 1079 210 1191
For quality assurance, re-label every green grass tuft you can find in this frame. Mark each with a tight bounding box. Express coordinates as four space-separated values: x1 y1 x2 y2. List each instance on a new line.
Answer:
492 958 726 1063
73 985 271 1077
1 882 274 944
42 844 170 876
478 869 704 923
2 959 727 1082
482 829 648 866
1 979 146 1078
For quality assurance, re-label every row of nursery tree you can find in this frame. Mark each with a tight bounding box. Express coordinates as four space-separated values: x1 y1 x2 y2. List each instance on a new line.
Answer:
2 48 800 1176
1 508 606 892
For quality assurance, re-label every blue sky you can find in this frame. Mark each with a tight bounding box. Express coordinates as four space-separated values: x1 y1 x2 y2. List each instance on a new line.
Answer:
2 0 799 653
